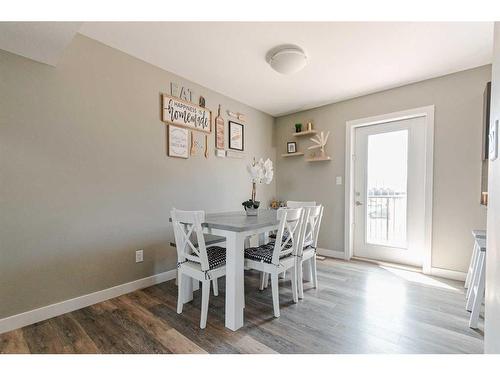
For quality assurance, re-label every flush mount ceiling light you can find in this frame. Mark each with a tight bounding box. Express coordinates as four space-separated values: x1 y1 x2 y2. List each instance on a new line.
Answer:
266 45 308 75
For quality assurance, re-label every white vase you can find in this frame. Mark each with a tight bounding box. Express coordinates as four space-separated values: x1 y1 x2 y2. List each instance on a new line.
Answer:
245 207 258 216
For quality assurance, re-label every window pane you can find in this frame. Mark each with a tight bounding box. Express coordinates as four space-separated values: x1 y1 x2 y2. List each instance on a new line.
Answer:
366 130 408 248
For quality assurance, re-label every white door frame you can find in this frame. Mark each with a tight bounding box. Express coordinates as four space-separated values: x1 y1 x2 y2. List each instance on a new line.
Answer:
344 105 435 274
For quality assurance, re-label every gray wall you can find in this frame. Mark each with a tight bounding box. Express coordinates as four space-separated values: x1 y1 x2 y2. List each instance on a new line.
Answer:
0 35 276 319
275 65 490 273
485 22 500 353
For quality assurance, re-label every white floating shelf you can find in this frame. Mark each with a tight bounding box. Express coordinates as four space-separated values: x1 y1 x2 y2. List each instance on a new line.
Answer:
281 152 304 157
306 156 332 162
292 130 317 137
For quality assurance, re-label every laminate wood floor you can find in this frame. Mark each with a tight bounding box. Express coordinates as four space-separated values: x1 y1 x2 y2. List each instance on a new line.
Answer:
0 258 484 354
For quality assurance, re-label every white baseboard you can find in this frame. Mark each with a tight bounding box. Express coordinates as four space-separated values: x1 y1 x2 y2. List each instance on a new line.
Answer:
429 267 466 282
0 269 177 335
317 248 346 260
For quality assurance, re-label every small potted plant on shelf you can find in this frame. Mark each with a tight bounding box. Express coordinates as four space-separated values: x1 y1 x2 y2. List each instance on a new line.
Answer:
242 157 274 216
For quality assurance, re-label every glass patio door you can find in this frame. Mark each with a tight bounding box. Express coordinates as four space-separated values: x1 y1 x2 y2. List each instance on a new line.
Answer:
353 117 426 267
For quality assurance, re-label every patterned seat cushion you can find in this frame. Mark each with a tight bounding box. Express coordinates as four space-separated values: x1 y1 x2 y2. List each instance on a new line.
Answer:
206 246 226 269
244 243 293 264
188 246 226 270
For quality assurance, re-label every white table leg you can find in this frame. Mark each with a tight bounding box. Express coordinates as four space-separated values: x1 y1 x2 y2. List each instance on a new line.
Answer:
225 231 245 331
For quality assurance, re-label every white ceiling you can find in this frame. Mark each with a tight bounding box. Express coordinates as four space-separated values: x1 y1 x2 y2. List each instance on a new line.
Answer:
0 22 82 66
79 22 494 116
1 22 494 116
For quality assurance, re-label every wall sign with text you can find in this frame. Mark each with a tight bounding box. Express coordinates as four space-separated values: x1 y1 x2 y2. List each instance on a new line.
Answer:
228 121 244 151
162 94 212 133
168 125 190 159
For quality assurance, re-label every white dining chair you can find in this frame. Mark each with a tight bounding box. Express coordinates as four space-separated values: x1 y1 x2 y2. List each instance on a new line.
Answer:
171 208 226 329
268 201 315 240
263 201 318 288
296 205 324 299
244 207 303 317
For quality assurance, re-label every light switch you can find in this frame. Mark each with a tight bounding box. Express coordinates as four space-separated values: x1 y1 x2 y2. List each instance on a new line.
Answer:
336 176 343 185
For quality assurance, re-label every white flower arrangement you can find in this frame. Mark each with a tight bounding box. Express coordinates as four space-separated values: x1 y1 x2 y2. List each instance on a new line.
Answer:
243 157 274 210
247 157 274 185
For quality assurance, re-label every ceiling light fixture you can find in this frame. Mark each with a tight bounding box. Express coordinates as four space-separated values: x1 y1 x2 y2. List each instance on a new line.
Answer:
267 45 307 75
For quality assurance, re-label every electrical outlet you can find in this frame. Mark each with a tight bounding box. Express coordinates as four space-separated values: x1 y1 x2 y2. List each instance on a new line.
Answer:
135 249 144 263
336 176 343 185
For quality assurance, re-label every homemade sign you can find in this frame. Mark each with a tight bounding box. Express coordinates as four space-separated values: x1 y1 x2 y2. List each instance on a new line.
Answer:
168 125 189 159
162 94 212 133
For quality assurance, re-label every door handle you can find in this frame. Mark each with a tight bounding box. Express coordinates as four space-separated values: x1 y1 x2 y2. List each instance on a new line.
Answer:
355 201 364 206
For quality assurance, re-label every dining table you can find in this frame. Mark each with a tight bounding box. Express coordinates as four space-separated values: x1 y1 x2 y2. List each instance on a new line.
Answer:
173 209 311 331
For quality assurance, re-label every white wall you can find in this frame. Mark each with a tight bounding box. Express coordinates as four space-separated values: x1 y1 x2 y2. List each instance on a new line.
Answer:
485 22 500 354
275 66 490 273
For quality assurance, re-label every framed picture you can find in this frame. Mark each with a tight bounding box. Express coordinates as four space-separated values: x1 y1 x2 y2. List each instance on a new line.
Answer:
229 121 244 151
287 142 297 153
168 125 189 159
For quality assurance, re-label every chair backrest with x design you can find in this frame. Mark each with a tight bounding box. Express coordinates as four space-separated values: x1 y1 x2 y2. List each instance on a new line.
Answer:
171 208 210 271
271 207 303 266
297 205 324 257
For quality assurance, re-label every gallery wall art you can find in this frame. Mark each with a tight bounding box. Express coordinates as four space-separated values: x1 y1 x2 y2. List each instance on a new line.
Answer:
215 105 225 149
229 121 244 151
162 94 212 133
168 125 190 159
190 130 209 158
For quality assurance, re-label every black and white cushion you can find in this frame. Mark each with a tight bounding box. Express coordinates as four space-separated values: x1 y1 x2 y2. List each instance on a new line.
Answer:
244 243 293 264
206 246 226 269
188 246 226 270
